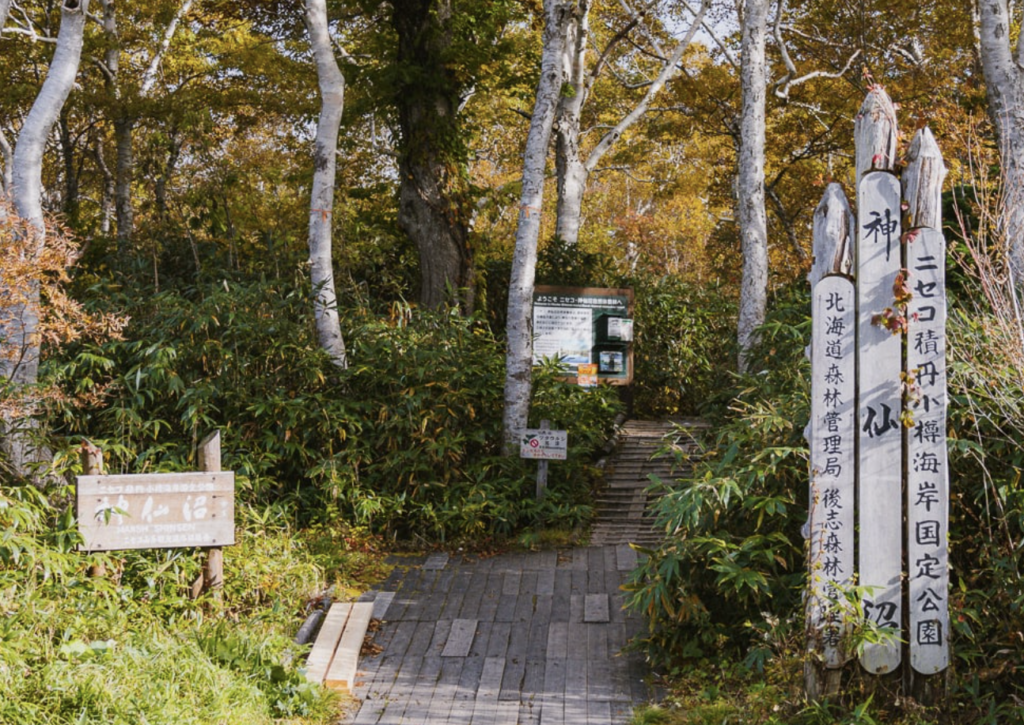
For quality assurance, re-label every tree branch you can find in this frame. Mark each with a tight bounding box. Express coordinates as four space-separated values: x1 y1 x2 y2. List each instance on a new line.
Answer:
585 0 710 172
140 0 194 96
773 0 860 100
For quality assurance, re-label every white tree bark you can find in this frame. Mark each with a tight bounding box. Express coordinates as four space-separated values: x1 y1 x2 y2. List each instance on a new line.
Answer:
0 0 11 34
303 0 347 369
977 0 1024 282
553 0 709 246
3 0 89 472
502 0 572 450
736 0 769 372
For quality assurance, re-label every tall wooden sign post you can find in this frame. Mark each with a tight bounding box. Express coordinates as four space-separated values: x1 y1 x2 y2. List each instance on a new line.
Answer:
805 89 949 701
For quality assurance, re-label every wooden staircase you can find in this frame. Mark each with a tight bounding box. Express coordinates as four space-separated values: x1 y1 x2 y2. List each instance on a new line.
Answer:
589 418 707 548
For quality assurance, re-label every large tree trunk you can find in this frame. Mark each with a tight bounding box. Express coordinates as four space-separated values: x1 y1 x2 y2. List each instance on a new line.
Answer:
978 0 1024 284
736 0 769 372
303 0 348 369
502 0 572 451
393 0 474 312
4 0 90 471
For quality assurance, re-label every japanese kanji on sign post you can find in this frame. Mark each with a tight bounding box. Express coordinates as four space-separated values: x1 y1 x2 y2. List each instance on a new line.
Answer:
805 88 949 699
808 275 856 669
857 169 904 675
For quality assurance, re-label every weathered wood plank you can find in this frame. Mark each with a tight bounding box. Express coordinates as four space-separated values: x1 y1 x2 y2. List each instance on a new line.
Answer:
902 128 947 232
808 183 854 289
854 87 899 188
305 602 351 684
584 594 610 623
324 602 373 692
857 170 904 675
441 618 478 658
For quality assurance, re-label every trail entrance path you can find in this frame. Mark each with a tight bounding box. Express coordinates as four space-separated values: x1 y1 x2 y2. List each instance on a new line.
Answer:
344 419 705 724
347 546 647 725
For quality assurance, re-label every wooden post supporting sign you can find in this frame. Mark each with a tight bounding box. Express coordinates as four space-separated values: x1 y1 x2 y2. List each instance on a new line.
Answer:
199 430 224 596
806 88 949 704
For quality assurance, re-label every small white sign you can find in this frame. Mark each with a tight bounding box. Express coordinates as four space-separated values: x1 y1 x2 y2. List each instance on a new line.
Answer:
520 429 568 460
607 317 633 341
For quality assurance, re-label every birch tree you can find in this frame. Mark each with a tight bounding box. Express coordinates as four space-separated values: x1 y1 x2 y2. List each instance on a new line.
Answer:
977 0 1024 285
303 0 347 369
736 0 768 372
552 0 709 246
502 0 572 450
2 0 89 470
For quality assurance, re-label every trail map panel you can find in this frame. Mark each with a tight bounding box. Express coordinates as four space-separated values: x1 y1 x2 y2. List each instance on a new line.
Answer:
532 286 633 384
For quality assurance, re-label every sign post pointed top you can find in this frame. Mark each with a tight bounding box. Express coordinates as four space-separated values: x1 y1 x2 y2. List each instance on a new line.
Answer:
903 127 947 231
854 88 899 189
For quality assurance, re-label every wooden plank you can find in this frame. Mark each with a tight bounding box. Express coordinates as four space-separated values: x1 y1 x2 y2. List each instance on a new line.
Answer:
324 602 373 692
906 228 950 675
584 594 610 623
77 471 235 551
441 618 478 657
304 602 352 684
423 552 450 570
371 590 395 621
857 170 904 674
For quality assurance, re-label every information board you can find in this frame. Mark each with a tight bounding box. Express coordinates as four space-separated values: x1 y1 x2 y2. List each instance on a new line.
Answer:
77 472 235 551
532 285 634 384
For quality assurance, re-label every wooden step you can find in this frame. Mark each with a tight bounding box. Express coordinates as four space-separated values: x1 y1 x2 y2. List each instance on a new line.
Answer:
305 601 374 694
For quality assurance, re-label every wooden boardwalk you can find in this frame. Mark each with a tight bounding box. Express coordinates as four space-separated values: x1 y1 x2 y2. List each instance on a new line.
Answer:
590 418 706 547
345 545 649 725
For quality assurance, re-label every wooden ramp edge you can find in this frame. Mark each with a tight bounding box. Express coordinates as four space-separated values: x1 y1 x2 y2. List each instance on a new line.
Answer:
304 602 374 693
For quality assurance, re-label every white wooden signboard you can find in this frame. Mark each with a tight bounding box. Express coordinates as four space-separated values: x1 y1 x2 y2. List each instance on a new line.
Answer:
77 472 235 551
808 275 856 668
857 170 903 674
519 429 568 461
906 228 950 674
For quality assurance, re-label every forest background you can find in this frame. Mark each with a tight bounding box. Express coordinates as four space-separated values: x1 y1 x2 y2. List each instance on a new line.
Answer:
1 0 1022 723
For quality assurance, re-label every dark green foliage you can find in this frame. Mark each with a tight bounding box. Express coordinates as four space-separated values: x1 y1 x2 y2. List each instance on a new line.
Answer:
624 289 810 666
626 273 737 417
45 275 617 542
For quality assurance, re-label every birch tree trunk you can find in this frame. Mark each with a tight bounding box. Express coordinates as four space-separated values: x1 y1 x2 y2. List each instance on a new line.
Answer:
502 0 571 451
977 0 1024 283
303 0 347 369
552 0 708 246
553 1 589 246
736 0 769 372
4 0 90 472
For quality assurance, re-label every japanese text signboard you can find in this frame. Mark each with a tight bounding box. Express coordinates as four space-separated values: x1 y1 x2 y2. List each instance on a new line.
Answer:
77 472 235 551
519 429 568 461
857 171 904 675
906 228 950 674
532 285 633 385
808 276 856 668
